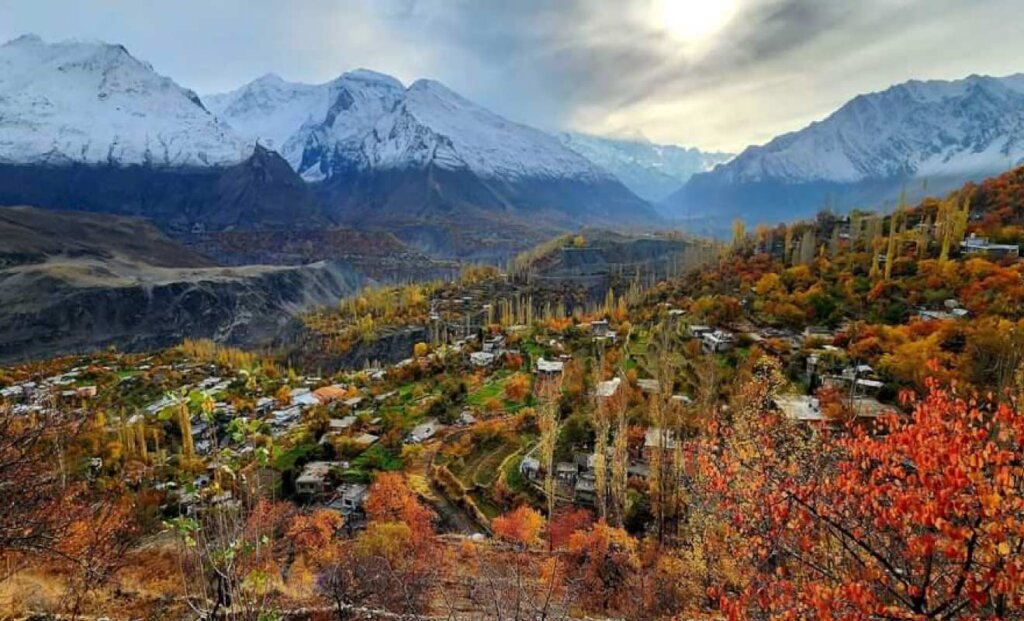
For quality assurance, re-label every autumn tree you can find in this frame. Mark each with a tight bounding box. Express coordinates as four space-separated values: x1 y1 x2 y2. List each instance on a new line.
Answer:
503 373 530 402
318 472 442 617
169 498 297 620
492 505 546 548
707 371 1024 620
364 472 435 541
563 521 640 614
413 341 429 358
535 375 562 527
731 218 747 252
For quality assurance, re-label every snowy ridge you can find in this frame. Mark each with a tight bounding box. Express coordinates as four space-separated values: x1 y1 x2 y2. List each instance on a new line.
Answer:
203 74 329 154
706 74 1024 185
207 72 618 184
557 132 733 202
0 35 253 167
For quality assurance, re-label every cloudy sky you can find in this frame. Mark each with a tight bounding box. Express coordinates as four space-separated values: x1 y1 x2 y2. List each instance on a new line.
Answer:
3 0 1023 153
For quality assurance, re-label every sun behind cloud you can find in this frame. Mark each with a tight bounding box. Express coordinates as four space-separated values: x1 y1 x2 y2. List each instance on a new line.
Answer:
653 0 738 44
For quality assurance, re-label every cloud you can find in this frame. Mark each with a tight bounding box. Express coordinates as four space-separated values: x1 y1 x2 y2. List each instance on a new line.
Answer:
2 0 1023 152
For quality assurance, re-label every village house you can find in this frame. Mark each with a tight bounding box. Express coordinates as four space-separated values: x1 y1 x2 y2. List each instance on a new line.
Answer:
407 418 441 443
329 482 369 517
643 427 678 463
313 384 349 405
960 233 1020 259
671 394 693 407
916 308 968 322
519 456 541 480
851 397 891 420
637 378 661 394
374 390 398 405
535 357 565 380
482 334 506 353
774 394 893 427
470 351 497 367
328 416 357 434
574 474 598 505
555 462 578 483
295 461 339 498
688 325 713 339
343 396 365 411
290 388 320 407
803 326 835 344
701 329 735 353
590 320 610 337
595 377 623 401
774 395 825 423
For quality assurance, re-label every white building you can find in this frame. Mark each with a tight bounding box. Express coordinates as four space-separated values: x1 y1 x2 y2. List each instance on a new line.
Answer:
407 418 441 443
470 351 497 367
536 357 565 378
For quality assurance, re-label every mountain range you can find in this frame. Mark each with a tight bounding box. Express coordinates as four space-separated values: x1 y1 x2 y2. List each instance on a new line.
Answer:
2 34 1023 244
0 35 670 246
557 132 732 203
664 73 1024 231
205 71 658 229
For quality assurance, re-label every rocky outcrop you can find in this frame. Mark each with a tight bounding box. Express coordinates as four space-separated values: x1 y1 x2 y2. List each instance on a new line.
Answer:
0 259 365 364
282 326 428 374
0 207 364 363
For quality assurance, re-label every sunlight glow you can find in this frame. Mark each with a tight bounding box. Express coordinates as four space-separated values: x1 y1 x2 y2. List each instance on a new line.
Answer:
654 0 737 43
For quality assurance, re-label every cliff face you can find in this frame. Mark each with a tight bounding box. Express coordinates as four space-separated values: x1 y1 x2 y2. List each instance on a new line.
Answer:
0 259 365 364
525 232 697 296
282 326 429 374
0 207 366 363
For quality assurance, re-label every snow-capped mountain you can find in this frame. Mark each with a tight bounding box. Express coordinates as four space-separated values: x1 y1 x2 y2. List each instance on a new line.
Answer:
0 34 252 167
207 71 657 226
557 133 732 202
0 35 330 231
209 71 619 183
665 73 1024 229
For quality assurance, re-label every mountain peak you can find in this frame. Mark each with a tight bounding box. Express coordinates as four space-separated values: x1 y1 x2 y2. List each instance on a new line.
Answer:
0 35 252 167
664 71 1024 227
252 72 287 86
558 132 733 203
2 33 43 48
339 68 404 90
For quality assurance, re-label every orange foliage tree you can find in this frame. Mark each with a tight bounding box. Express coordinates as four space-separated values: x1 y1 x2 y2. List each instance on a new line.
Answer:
492 505 545 548
363 471 435 540
704 372 1024 620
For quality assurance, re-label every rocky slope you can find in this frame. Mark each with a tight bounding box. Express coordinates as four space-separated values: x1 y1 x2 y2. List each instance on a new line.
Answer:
665 73 1024 230
0 207 365 363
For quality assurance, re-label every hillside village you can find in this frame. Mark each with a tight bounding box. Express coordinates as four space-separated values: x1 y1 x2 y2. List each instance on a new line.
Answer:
2 167 1024 619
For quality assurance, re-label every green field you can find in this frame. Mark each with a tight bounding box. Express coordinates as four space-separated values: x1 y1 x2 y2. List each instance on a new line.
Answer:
466 370 511 406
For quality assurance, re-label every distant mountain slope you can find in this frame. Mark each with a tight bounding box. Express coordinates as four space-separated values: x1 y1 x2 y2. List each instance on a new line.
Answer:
0 205 215 268
665 73 1024 230
557 133 732 202
0 206 364 363
0 145 331 232
0 34 251 167
207 72 660 228
0 35 331 232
